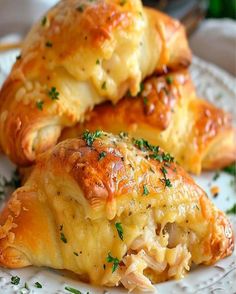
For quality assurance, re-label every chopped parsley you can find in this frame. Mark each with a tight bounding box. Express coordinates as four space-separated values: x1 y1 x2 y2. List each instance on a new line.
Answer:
143 185 149 195
166 76 173 85
96 59 100 65
213 171 220 181
60 232 67 243
65 286 82 294
36 100 44 111
48 86 59 100
101 81 107 90
76 5 84 12
82 130 102 146
160 166 172 188
34 282 42 288
115 222 123 241
132 138 159 153
143 97 148 105
149 152 174 163
223 163 236 176
24 282 29 290
45 41 53 47
98 151 106 161
138 82 144 95
73 252 79 256
106 253 120 273
226 204 236 214
11 276 20 285
41 16 47 26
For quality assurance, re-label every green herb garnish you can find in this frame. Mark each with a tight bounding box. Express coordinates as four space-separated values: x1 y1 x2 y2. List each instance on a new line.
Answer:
143 97 148 105
34 282 42 288
36 100 44 111
60 232 67 243
11 276 20 285
73 252 79 256
48 87 59 100
96 59 100 65
213 171 220 181
82 130 102 146
106 253 120 273
41 16 47 26
143 185 149 195
226 204 236 214
98 151 106 161
166 76 173 85
65 286 82 294
101 81 107 90
223 163 236 176
115 222 123 241
132 138 159 153
160 166 172 188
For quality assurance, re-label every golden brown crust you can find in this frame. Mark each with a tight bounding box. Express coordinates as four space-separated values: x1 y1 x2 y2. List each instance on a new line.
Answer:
61 70 236 174
0 0 191 166
0 133 233 290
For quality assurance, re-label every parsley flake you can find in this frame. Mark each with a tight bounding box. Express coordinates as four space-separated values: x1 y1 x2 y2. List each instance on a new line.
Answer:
96 59 100 65
98 151 106 161
16 55 21 60
166 76 173 85
226 204 236 214
11 276 20 285
73 252 79 256
143 185 149 195
34 282 42 288
48 86 59 100
60 232 67 243
213 171 220 181
223 163 236 176
82 130 102 146
160 166 172 188
106 252 120 273
65 286 82 294
101 81 107 90
143 97 148 105
36 100 44 111
41 16 47 26
115 222 123 241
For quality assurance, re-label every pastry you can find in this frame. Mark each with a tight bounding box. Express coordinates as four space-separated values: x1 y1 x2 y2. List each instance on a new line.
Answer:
0 132 233 291
0 0 191 166
61 70 236 174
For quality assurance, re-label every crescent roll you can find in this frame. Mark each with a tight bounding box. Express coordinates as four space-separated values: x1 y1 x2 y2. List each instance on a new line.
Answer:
0 132 233 292
61 70 236 174
0 0 191 166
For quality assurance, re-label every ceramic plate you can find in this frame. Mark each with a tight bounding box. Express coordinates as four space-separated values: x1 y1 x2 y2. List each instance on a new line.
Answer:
0 53 235 294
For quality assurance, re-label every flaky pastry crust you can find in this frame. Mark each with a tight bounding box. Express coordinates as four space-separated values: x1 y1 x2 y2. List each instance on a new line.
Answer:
0 133 233 291
61 70 236 174
0 0 191 166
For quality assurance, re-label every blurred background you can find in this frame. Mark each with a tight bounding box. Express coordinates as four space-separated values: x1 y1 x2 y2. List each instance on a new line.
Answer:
0 0 235 75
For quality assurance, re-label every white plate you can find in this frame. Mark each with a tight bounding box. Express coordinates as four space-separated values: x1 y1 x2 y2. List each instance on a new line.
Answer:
0 53 235 294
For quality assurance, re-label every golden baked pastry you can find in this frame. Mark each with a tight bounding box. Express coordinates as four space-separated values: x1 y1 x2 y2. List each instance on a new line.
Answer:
61 70 236 174
0 132 233 292
0 0 191 166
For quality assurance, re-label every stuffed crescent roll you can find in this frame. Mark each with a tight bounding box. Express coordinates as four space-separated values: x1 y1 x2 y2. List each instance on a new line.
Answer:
61 70 236 174
0 0 191 166
0 132 233 292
